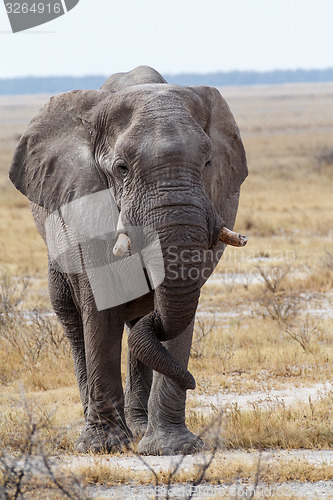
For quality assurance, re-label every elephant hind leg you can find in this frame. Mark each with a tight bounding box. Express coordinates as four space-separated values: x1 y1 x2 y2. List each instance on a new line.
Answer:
124 319 152 437
48 260 88 415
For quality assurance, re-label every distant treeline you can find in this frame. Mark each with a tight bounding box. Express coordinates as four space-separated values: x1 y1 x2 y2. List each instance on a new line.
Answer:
1 68 333 95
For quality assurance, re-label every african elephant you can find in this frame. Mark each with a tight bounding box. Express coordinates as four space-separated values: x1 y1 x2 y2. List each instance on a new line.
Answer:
9 66 247 455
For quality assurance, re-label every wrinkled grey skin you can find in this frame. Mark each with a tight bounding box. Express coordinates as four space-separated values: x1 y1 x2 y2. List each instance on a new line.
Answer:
9 66 247 455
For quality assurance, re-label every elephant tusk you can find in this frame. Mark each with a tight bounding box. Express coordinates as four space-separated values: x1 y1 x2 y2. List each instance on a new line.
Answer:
113 233 131 256
220 227 248 247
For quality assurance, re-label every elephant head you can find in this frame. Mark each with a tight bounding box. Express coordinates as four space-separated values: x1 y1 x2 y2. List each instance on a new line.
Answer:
9 66 247 391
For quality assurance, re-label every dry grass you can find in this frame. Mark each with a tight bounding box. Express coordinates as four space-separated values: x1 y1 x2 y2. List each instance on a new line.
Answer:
76 453 333 486
0 274 76 392
1 84 333 491
189 309 333 395
185 392 333 451
0 403 86 499
223 393 333 450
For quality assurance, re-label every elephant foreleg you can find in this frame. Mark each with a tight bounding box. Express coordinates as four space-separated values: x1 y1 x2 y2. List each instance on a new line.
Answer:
48 260 88 415
75 300 132 453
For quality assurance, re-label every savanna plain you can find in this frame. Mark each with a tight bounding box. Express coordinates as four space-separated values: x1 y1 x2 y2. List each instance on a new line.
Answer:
0 83 333 499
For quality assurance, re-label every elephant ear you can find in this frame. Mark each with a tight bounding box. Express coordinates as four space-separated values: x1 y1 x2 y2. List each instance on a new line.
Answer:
9 89 108 213
190 86 248 229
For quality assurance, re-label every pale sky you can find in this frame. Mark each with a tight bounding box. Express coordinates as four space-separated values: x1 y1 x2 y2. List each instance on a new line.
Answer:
0 0 332 78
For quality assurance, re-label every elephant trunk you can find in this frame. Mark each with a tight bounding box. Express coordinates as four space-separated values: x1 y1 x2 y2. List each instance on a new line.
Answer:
127 309 197 390
127 260 202 390
127 194 220 390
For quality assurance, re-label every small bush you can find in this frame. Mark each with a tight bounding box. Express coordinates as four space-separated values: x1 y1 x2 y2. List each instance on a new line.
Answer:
257 292 301 325
191 317 215 359
0 398 86 499
258 265 291 294
0 273 74 389
284 316 321 354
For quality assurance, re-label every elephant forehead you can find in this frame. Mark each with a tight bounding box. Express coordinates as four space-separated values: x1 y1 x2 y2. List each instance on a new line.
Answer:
118 118 211 164
101 84 208 128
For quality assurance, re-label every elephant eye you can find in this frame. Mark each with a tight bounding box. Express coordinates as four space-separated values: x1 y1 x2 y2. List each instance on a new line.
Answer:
205 158 212 167
114 160 129 177
118 164 129 176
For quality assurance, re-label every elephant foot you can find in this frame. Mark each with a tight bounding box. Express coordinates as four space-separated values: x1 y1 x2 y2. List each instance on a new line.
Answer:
137 426 203 455
125 417 148 438
75 420 132 454
125 406 148 438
